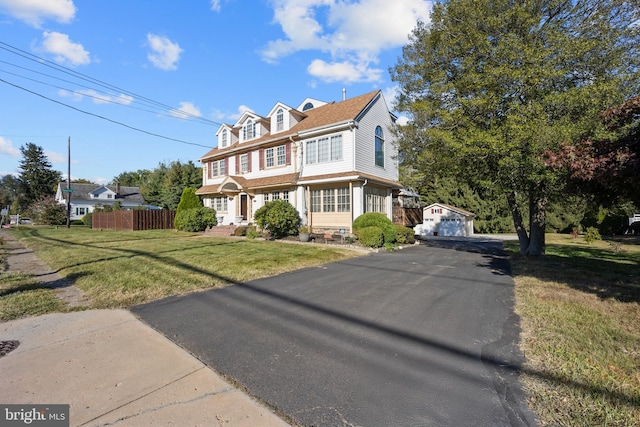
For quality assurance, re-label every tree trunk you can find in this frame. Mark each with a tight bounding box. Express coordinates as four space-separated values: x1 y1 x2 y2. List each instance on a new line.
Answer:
507 190 529 255
526 187 547 256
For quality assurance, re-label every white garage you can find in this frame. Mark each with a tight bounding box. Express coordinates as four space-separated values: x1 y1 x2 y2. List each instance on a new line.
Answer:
414 203 475 237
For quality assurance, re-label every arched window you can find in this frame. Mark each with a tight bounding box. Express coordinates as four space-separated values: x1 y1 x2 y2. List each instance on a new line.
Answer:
276 108 284 131
221 129 227 147
243 119 255 140
375 126 384 167
302 102 314 111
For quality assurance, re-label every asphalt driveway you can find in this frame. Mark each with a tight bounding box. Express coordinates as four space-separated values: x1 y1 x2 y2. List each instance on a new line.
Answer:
132 238 536 427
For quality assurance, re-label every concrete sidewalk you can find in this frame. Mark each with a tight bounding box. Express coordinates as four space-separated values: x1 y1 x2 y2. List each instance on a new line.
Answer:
0 309 290 426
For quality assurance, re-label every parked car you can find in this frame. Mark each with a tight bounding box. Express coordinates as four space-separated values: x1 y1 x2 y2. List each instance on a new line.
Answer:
19 218 33 224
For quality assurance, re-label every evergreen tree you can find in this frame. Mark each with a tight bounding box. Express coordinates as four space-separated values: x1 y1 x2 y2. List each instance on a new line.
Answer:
18 143 62 211
391 0 639 255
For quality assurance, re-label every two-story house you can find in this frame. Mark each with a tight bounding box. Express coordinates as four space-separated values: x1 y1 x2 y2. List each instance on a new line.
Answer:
196 90 402 233
55 182 146 221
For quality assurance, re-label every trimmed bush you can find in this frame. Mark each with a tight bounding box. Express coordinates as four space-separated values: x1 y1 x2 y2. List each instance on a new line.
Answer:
253 199 300 239
395 225 415 244
176 187 202 212
234 226 248 236
357 226 384 248
174 207 217 232
584 226 602 244
353 212 397 244
82 212 92 227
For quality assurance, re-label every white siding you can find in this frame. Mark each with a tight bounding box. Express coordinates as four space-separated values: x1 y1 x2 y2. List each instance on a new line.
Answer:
354 95 398 182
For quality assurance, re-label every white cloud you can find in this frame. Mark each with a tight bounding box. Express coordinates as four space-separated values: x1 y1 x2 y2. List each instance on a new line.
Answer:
45 150 65 164
0 0 76 27
171 102 202 119
0 136 20 157
59 89 133 105
41 31 90 66
146 34 183 71
262 0 431 84
210 0 221 12
307 59 382 83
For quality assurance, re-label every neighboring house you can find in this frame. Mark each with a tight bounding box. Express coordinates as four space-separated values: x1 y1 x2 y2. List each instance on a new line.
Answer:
196 90 402 233
415 203 475 237
55 182 146 221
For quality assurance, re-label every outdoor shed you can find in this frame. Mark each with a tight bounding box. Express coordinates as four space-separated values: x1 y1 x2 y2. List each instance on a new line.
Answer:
414 203 475 237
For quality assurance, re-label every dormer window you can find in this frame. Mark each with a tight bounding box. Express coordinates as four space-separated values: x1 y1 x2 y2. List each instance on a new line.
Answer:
302 102 314 111
221 129 228 147
276 109 284 131
243 119 255 141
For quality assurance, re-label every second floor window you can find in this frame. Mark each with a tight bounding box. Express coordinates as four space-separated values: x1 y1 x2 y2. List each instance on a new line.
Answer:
208 160 226 178
306 134 343 164
240 154 249 173
264 145 287 168
375 126 384 167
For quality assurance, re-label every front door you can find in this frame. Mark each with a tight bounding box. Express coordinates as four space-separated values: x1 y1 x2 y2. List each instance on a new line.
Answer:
240 194 248 220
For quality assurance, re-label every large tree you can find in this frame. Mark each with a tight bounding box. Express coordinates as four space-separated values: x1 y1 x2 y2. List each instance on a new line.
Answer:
18 143 62 211
391 0 639 255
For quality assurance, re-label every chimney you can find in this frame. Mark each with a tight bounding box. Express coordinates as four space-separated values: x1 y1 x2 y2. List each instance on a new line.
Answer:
342 88 346 101
115 182 120 195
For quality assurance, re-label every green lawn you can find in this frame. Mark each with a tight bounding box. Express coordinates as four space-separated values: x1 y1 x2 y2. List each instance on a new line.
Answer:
0 227 363 317
507 234 640 426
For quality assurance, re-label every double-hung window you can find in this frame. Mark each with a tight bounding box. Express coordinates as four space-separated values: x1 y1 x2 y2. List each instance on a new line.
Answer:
310 188 350 212
276 109 284 131
265 148 275 168
240 154 249 173
306 134 342 164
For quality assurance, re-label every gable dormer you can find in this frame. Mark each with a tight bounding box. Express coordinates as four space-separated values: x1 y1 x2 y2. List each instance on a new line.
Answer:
267 102 306 134
90 186 117 200
234 111 268 142
215 124 234 148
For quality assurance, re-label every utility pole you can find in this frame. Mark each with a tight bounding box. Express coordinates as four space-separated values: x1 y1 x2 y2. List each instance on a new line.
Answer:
66 136 71 228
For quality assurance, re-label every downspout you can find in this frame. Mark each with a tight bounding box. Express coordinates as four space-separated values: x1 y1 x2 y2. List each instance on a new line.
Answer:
362 179 368 216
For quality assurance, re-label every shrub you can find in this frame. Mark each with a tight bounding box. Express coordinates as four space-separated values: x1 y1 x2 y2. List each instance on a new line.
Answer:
253 199 300 239
357 226 384 248
82 212 92 227
246 226 260 239
176 187 202 212
26 196 66 225
353 212 396 244
174 207 217 232
395 225 415 244
234 226 248 236
584 226 602 244
70 220 85 226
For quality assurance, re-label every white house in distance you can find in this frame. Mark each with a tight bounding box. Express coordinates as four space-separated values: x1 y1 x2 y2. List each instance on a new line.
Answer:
196 90 402 233
55 182 146 221
415 203 475 237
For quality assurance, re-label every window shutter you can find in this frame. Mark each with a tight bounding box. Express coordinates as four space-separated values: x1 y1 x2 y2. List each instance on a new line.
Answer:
224 158 229 176
285 142 291 165
247 152 252 172
235 155 239 174
259 149 264 170
207 162 212 179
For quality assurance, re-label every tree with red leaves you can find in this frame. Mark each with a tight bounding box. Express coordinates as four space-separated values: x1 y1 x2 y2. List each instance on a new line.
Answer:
546 96 639 205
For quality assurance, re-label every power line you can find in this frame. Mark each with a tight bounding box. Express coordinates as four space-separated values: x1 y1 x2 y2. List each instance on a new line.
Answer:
0 41 224 127
0 77 214 149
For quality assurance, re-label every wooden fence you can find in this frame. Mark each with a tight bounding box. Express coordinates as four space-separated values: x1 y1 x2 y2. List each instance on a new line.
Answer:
92 210 175 231
392 207 423 227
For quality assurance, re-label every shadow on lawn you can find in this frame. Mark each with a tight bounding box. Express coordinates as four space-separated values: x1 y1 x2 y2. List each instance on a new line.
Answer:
509 240 640 304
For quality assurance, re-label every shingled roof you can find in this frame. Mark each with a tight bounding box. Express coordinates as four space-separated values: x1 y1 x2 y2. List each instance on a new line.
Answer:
60 182 146 204
199 90 382 161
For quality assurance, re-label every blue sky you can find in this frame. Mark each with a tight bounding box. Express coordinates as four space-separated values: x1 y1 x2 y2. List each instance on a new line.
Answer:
0 0 431 184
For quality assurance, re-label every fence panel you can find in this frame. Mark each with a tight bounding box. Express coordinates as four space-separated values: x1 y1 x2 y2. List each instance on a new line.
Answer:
92 210 175 231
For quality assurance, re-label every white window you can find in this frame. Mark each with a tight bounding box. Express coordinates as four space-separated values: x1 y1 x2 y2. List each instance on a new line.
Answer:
276 109 284 131
75 207 87 216
240 154 248 173
209 160 226 177
221 129 228 147
214 197 228 212
266 148 275 168
277 145 286 165
305 134 342 164
264 193 269 203
365 187 387 214
243 120 255 140
310 188 350 213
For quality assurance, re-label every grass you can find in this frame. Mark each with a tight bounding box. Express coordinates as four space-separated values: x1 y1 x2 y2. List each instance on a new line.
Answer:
0 227 363 317
506 234 640 427
3 227 639 425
